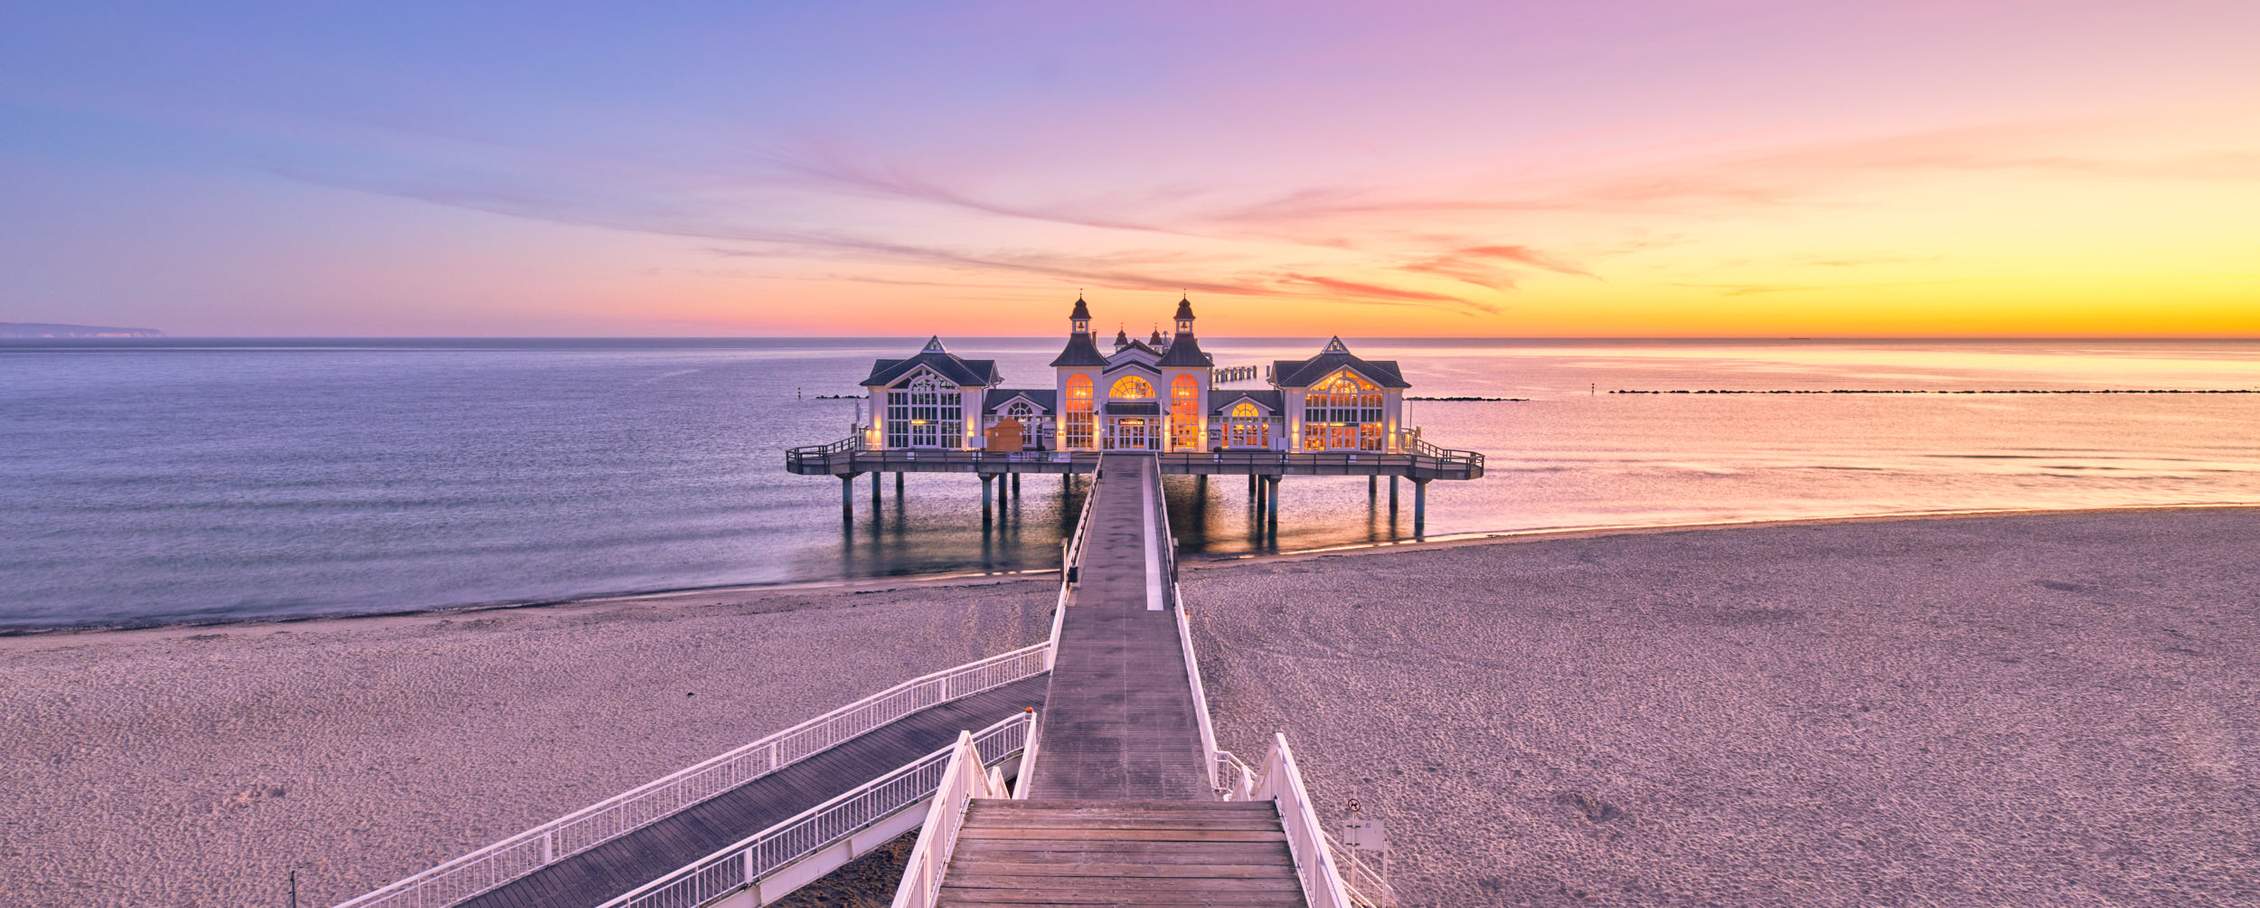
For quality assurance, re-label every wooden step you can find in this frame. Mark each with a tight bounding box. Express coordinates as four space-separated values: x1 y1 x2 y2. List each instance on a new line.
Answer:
938 799 1306 907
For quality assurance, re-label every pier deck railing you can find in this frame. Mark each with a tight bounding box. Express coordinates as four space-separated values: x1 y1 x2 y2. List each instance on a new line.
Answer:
333 643 1050 908
784 439 1482 479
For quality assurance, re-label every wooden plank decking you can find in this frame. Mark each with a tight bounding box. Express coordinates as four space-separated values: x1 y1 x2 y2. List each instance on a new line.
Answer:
1025 454 1212 801
458 676 1049 908
941 800 1305 907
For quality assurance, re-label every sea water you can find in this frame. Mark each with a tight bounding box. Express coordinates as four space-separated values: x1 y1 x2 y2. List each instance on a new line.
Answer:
3 338 2256 629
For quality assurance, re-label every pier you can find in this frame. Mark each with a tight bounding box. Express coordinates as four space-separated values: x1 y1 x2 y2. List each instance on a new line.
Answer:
785 298 1486 537
334 452 1390 908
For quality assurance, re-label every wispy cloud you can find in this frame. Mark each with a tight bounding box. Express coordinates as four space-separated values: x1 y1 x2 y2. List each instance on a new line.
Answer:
1206 123 2260 226
760 147 1198 236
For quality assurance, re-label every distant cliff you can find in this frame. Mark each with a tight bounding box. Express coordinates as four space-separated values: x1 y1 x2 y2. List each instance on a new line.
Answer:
0 322 165 338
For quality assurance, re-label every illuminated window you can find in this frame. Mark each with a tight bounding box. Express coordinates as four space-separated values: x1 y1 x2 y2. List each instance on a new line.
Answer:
1064 374 1094 449
1169 374 1200 450
886 372 960 448
1109 375 1155 399
1226 400 1269 448
1301 370 1383 451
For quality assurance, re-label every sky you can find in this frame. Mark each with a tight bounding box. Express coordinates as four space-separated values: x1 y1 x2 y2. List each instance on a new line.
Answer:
2 2 2257 338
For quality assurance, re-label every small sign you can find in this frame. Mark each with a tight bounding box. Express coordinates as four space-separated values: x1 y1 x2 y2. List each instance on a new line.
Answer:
1342 813 1387 855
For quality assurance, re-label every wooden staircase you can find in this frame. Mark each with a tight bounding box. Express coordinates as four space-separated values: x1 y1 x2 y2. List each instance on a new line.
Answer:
939 799 1309 907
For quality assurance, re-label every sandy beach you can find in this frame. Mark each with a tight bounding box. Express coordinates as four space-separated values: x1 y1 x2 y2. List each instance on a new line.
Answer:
0 578 1054 907
1193 507 2260 906
4 507 2257 906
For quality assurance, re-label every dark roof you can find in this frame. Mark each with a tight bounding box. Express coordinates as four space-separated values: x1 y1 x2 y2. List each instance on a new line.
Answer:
1101 358 1160 374
1148 328 1165 345
1270 337 1409 389
1173 297 1195 321
1112 328 1131 347
1157 331 1212 367
1070 296 1091 320
861 337 1001 387
1049 332 1108 367
1104 401 1161 415
983 388 1057 412
1210 389 1284 414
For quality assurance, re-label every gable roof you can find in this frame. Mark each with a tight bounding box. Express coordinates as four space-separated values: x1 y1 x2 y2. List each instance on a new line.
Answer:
1101 358 1161 375
1270 336 1409 389
862 336 1001 387
982 388 1057 412
1211 389 1284 414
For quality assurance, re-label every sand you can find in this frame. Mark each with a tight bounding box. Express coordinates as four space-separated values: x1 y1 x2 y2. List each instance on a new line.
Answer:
4 508 2257 907
1189 508 2260 906
0 579 1053 907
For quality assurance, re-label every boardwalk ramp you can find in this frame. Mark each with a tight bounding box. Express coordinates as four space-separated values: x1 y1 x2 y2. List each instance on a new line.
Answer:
1028 453 1211 800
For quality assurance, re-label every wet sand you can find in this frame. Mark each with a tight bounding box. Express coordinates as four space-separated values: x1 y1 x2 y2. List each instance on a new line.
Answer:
5 508 2257 906
1191 507 2260 906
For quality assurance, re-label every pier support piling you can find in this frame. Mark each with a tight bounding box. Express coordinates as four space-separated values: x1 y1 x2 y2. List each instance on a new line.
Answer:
1265 476 1280 525
981 474 994 521
1369 475 1377 500
1413 478 1429 538
841 474 856 521
895 471 904 498
870 470 882 509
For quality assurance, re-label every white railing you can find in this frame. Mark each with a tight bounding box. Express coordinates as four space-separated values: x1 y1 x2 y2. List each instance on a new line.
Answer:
1217 740 1396 908
1175 576 1221 793
334 645 1051 908
604 713 1033 908
1251 735 1355 908
889 727 1014 908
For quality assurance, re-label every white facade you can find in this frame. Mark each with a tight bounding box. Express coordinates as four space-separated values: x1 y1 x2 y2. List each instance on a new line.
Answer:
861 302 1411 453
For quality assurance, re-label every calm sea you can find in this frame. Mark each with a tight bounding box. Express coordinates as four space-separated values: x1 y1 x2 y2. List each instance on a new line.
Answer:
3 338 2257 630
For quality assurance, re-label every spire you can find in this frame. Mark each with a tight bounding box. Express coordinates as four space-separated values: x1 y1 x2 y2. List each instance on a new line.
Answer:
1323 335 1351 354
1113 326 1130 349
1149 325 1164 345
921 335 948 354
1068 293 1091 331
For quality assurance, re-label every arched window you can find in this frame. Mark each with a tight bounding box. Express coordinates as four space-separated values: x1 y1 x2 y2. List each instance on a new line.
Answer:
1302 369 1383 451
1169 374 1200 450
1063 374 1095 449
886 371 960 448
1227 400 1269 448
1109 375 1155 399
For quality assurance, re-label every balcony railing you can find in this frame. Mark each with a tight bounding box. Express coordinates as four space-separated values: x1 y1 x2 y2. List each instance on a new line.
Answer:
784 440 1483 478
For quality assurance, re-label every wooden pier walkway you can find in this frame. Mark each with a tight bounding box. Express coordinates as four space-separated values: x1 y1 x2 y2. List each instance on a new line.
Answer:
937 455 1307 906
459 676 1048 908
1025 454 1211 801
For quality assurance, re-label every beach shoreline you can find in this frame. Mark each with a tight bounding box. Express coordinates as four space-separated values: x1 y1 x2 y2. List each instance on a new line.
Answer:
5 506 2257 906
8 500 2255 642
